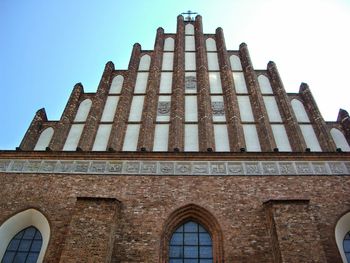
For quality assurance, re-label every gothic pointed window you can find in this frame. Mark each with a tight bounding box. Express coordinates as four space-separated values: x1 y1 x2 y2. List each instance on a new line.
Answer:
1 226 43 263
344 231 350 262
169 220 213 263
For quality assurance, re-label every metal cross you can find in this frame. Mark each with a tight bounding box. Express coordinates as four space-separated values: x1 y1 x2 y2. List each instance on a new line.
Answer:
181 10 198 21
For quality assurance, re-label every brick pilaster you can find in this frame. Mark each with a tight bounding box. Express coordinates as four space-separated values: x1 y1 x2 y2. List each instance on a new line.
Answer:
267 62 306 152
337 109 350 145
169 15 185 151
78 61 115 151
195 15 215 151
138 28 164 151
239 43 276 151
59 197 120 263
216 28 245 151
19 108 48 150
49 83 84 150
264 199 327 263
108 44 141 151
299 83 336 151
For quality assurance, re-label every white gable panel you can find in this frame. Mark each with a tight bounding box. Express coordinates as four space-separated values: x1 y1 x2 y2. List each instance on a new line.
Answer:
271 124 292 151
138 55 151 71
230 55 243 71
101 96 119 122
184 124 199 151
128 96 144 121
185 24 194 35
263 96 282 122
63 124 84 151
185 53 196 71
207 52 220 71
233 72 248 93
123 124 140 151
211 96 226 122
109 75 124 94
92 124 112 151
153 124 169 151
238 96 254 122
34 127 54 150
209 72 222 93
214 124 230 151
164 37 175 51
162 53 174 71
258 75 273 94
185 36 195 51
74 99 92 122
134 72 149 94
291 99 310 122
243 124 261 152
159 72 173 93
206 38 217 51
331 128 350 151
185 96 198 122
300 124 322 151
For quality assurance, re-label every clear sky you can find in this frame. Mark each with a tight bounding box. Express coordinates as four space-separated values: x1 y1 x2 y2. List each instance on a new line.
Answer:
0 0 349 149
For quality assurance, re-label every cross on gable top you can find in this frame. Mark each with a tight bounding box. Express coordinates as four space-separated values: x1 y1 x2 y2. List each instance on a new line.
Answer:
181 10 198 21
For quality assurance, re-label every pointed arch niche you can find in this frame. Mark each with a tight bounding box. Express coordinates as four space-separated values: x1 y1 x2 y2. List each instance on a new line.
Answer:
335 211 350 263
159 204 224 263
0 209 50 263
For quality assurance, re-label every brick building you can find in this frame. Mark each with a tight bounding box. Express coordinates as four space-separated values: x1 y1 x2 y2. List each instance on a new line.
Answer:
1 14 350 262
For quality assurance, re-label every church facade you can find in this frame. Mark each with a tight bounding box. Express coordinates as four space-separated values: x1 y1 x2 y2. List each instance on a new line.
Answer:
1 14 350 262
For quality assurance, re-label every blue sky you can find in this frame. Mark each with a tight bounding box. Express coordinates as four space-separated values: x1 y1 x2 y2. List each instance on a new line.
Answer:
1 0 350 149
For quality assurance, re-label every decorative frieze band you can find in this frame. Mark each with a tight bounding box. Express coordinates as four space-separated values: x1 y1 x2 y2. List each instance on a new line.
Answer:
0 159 349 176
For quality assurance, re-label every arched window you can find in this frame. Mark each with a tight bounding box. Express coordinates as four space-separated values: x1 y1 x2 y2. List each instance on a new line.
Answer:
2 226 42 263
344 231 350 262
169 220 213 262
160 204 223 263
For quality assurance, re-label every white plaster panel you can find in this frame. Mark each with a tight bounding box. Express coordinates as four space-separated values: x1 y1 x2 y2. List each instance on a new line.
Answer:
122 124 140 151
291 99 310 122
209 72 222 93
185 52 196 71
185 96 198 122
92 124 112 151
207 52 220 71
214 124 230 151
185 36 196 51
153 124 169 151
233 72 248 93
159 72 173 93
263 96 282 122
243 124 261 152
128 96 144 121
335 212 350 263
331 128 350 151
258 75 273 94
63 124 84 151
162 53 174 71
138 54 151 71
185 24 194 35
34 127 54 151
271 124 292 151
185 124 199 151
185 72 197 93
101 96 119 122
134 72 149 94
206 38 217 51
230 55 243 71
157 96 171 122
164 37 175 51
300 124 322 151
74 99 92 122
0 209 50 263
211 96 226 122
237 96 255 122
109 75 124 94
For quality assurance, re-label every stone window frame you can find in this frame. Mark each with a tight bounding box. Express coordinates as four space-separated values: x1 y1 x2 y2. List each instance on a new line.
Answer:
159 204 224 262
